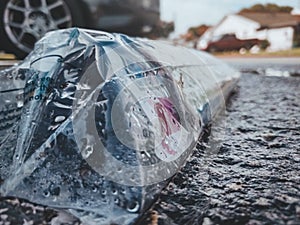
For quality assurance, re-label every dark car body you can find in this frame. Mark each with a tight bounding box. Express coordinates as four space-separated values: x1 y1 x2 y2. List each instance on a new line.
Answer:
0 0 160 58
203 34 262 52
82 0 160 33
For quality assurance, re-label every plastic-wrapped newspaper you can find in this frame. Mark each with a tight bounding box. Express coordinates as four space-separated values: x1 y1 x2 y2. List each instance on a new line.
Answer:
0 28 239 224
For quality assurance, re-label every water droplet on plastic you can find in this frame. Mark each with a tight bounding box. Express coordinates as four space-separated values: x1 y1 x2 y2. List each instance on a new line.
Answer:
82 146 93 159
126 201 140 213
54 116 66 123
43 190 50 197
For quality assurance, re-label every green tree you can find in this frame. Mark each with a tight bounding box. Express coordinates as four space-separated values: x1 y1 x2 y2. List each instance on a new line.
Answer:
147 21 174 39
240 3 293 13
183 24 210 41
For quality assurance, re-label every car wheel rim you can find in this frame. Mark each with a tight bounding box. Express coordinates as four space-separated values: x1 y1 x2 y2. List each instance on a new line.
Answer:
4 0 73 53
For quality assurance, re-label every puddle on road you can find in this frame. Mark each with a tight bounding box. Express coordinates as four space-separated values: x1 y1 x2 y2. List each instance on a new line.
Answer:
238 67 300 77
222 58 300 77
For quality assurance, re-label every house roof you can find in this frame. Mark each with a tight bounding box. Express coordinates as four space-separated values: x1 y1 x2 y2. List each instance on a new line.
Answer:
238 12 300 29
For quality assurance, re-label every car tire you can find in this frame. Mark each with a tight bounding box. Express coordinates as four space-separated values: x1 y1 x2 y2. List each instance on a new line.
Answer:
0 0 87 59
245 44 252 50
239 47 247 54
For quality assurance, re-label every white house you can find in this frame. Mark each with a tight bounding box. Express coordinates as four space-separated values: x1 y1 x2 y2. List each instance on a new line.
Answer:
199 12 300 51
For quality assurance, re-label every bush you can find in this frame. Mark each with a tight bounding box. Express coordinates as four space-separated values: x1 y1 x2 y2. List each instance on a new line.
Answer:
260 40 270 50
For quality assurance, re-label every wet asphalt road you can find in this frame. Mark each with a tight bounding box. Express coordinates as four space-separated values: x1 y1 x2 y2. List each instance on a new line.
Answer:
140 60 300 225
222 57 300 77
0 58 300 224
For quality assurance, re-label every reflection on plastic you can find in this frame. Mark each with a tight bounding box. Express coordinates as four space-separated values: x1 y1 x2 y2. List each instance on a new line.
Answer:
0 28 239 224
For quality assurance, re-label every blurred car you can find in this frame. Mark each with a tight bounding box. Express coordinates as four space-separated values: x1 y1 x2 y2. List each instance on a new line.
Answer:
0 0 160 58
199 34 263 52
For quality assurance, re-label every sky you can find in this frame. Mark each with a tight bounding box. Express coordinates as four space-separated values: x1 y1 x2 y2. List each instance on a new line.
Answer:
160 0 300 37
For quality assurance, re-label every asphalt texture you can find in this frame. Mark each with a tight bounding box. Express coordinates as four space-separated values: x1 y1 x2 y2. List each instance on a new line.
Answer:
140 72 300 225
0 60 300 225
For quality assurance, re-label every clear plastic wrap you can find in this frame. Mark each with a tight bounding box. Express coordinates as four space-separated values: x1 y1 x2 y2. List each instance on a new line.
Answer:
0 28 239 224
